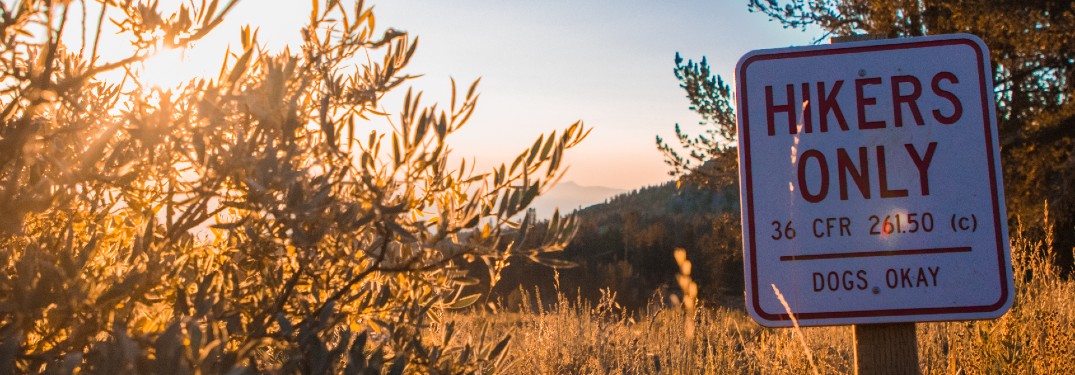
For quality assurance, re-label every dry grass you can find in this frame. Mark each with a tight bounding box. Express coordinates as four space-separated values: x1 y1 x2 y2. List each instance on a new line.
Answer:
438 225 1075 374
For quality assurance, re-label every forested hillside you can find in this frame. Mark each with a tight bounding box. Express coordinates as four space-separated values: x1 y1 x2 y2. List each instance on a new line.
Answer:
483 179 744 310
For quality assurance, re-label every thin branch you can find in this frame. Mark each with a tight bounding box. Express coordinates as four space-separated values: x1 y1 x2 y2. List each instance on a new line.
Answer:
90 0 106 64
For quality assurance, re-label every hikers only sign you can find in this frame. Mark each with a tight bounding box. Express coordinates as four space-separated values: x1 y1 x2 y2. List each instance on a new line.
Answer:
735 34 1013 327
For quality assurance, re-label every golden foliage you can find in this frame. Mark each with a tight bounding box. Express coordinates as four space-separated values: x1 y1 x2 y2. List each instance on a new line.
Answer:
0 0 585 373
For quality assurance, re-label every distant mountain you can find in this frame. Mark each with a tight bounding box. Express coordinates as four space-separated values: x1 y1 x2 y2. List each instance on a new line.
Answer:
529 181 626 219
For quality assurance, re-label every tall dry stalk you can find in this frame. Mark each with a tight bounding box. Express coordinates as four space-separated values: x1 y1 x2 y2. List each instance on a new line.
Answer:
772 283 821 375
674 248 699 338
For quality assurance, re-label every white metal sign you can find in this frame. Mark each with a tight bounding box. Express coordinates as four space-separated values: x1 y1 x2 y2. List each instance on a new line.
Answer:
735 34 1013 327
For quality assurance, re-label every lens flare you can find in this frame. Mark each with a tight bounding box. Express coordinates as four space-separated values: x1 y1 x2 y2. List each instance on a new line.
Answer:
137 47 197 89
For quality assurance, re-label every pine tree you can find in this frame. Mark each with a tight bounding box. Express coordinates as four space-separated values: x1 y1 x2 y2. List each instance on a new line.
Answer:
661 0 1075 268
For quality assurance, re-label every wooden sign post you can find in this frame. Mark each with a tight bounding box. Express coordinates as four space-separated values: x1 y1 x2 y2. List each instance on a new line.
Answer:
734 34 1013 374
854 323 917 374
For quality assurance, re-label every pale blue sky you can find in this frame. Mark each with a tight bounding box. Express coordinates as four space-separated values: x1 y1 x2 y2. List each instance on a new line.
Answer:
371 1 821 189
98 1 822 189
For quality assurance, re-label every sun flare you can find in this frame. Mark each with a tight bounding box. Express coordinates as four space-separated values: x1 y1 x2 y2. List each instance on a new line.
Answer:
137 47 200 89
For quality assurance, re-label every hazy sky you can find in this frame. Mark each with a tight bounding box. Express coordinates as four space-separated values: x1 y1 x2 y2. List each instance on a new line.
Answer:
101 1 822 189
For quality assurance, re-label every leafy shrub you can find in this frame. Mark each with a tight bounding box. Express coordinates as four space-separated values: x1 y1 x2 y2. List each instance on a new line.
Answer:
0 0 585 373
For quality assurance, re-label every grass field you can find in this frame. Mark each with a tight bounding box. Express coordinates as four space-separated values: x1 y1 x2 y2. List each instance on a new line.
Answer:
441 225 1075 374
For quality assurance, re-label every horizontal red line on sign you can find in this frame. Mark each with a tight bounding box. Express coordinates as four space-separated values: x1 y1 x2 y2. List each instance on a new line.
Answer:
779 246 971 261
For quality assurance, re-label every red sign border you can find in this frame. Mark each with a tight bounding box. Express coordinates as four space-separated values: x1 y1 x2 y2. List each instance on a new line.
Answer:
737 35 1011 324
